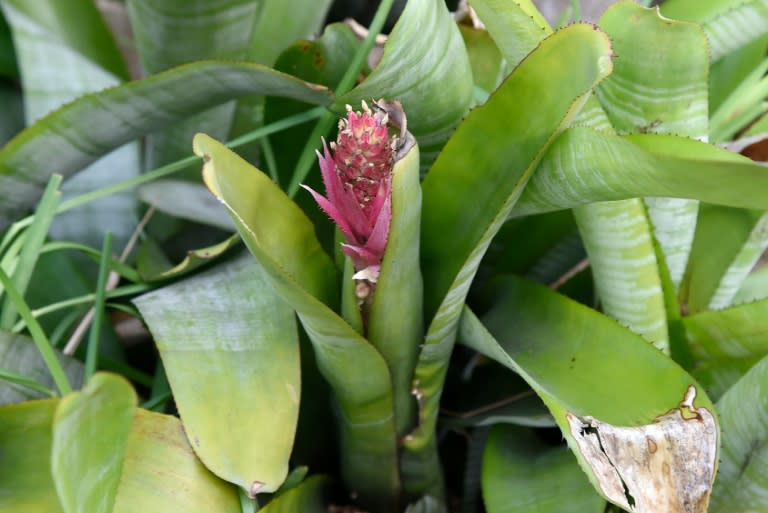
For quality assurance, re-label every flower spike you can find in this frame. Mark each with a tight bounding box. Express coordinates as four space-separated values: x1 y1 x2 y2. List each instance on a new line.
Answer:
303 100 401 287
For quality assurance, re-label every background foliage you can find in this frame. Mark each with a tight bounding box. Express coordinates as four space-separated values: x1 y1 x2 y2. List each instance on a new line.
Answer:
0 1 767 513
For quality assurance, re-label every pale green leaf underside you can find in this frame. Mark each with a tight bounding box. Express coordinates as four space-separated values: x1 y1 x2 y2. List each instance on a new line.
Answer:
114 409 241 513
138 179 235 231
134 253 300 494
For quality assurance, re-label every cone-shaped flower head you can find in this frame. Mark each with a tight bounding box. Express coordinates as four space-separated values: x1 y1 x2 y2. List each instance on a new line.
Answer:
302 100 399 282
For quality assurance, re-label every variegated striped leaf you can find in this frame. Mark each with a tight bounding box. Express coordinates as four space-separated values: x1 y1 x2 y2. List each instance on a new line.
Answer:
662 0 768 62
406 23 614 497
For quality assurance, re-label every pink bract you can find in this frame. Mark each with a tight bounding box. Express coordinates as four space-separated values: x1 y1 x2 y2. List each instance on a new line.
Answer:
302 101 398 281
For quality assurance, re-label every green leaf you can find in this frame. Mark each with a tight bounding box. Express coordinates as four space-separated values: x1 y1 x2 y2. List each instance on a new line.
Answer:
475 0 667 354
0 330 83 404
1 0 140 248
684 297 768 359
692 357 761 400
127 0 262 168
406 23 614 498
0 399 63 513
0 60 331 230
733 264 768 304
597 2 709 288
575 200 670 351
127 0 258 74
598 3 709 138
51 372 137 513
683 205 768 312
709 35 768 114
337 0 474 148
461 275 716 425
196 134 400 510
263 22 359 246
368 141 423 437
134 253 300 495
1 174 61 329
0 398 240 513
246 0 332 66
459 25 504 96
459 276 719 510
482 425 604 513
470 0 551 69
0 0 127 81
113 408 241 513
709 353 768 513
661 0 768 61
709 52 768 142
196 134 337 305
259 475 330 513
421 25 613 321
513 129 768 216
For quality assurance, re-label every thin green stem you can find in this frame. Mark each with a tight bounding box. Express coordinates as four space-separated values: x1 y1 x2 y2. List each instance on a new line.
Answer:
0 266 71 395
41 240 141 282
286 117 337 198
0 217 27 256
0 368 57 397
260 136 279 184
334 0 396 97
140 390 172 411
1 174 62 329
49 308 87 349
11 283 150 333
239 488 258 513
8 107 326 235
286 0 396 197
84 232 113 381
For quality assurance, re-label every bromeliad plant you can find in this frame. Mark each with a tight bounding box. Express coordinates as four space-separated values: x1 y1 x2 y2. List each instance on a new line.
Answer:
2 1 768 513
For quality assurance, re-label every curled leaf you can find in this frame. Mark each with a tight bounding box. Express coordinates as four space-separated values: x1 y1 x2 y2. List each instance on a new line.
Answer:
566 385 718 513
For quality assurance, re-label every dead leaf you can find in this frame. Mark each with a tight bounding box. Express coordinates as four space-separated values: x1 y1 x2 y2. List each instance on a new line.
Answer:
566 385 718 513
